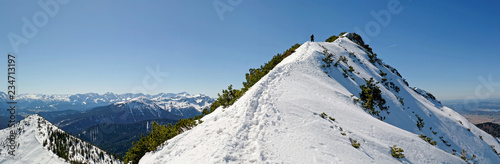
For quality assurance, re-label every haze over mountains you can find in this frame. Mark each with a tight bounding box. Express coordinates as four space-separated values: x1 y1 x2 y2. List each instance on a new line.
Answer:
443 99 500 125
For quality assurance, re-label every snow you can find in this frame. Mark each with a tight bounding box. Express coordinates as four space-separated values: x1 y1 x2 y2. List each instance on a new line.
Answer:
0 115 122 164
140 36 500 163
0 117 67 164
114 94 213 115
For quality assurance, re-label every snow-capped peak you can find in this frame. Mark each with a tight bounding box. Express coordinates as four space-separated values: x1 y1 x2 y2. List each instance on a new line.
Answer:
108 93 213 120
0 114 121 163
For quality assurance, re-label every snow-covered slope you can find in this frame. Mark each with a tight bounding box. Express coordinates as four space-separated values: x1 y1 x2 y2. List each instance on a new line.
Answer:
140 34 500 163
0 114 121 164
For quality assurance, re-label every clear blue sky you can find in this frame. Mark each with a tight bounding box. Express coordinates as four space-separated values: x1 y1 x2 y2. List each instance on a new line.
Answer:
0 0 499 100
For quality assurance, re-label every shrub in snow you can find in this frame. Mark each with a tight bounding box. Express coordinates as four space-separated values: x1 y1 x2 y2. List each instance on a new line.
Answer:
349 52 355 58
348 66 355 73
326 32 349 43
402 78 409 86
439 136 452 147
322 54 334 67
460 149 477 163
340 56 348 64
385 64 403 78
359 78 387 118
426 92 436 100
415 114 424 130
124 117 205 164
491 145 500 155
320 112 328 119
334 60 340 67
350 138 360 149
419 134 437 146
390 145 405 159
344 33 374 55
325 35 338 42
381 78 387 84
379 70 387 77
368 53 381 65
343 69 349 78
412 87 441 105
384 82 400 93
217 85 242 108
415 114 425 130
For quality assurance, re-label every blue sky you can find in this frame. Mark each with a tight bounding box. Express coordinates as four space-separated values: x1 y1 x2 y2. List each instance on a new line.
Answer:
0 0 499 100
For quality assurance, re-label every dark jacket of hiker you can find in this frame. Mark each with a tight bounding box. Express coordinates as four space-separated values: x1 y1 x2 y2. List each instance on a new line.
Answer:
310 34 314 42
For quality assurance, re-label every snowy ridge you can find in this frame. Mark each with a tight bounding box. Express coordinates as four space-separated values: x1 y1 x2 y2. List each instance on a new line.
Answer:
140 35 500 163
0 115 121 164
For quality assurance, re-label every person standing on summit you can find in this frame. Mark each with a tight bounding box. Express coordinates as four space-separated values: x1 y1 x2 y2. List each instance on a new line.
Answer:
310 34 314 42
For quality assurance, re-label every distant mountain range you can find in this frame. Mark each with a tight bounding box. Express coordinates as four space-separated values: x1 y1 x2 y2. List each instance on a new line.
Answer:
0 92 205 116
42 93 213 134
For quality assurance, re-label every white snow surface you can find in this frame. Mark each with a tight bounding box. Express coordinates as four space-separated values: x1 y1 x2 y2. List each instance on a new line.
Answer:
0 115 122 164
140 36 500 163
